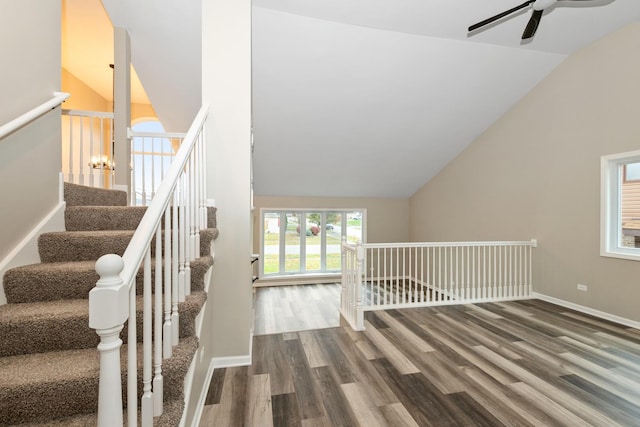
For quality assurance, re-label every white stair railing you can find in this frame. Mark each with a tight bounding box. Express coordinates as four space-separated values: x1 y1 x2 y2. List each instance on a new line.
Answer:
88 105 209 427
128 129 186 206
341 239 537 329
61 109 115 189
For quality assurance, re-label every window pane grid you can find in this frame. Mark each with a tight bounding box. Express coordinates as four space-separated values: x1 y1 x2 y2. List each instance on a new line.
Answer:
261 209 364 276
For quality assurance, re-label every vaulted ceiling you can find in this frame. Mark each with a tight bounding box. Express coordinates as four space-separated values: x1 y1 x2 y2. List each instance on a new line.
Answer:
67 0 640 198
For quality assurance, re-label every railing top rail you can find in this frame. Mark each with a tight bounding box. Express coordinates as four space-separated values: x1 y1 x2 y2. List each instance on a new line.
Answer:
62 109 114 119
1 92 70 140
361 240 537 249
119 105 209 285
128 129 187 139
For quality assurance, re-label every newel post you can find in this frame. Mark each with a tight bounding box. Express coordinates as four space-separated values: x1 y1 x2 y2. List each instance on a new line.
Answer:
355 240 365 331
89 254 129 427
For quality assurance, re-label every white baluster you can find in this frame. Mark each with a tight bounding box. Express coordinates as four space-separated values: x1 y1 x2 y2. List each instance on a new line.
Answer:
172 190 180 345
141 249 153 426
178 174 186 302
68 116 74 183
164 207 173 358
154 226 164 416
89 254 128 427
79 118 85 185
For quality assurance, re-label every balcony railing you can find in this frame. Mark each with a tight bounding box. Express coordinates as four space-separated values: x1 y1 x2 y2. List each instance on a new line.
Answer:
341 239 537 330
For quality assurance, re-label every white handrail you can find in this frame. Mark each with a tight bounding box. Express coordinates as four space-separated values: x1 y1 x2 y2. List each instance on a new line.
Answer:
89 105 209 427
62 109 114 119
0 92 70 140
129 130 186 139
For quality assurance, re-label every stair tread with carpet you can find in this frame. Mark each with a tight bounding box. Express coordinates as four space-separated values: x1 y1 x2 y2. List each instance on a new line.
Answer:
0 337 198 426
4 255 214 304
0 291 207 357
0 183 217 426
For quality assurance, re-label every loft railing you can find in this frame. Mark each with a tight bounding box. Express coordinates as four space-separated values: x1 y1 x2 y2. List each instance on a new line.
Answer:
0 92 69 140
341 239 537 330
61 109 115 188
129 129 185 206
88 105 208 427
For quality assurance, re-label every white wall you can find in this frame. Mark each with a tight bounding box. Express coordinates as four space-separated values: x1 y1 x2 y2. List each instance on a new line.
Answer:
183 0 252 423
0 1 62 262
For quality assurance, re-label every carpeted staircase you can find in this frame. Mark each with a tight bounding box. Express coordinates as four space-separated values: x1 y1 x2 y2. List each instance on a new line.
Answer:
0 182 218 426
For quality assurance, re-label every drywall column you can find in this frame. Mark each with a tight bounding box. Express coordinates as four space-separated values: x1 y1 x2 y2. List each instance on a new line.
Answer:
202 0 252 356
113 27 131 195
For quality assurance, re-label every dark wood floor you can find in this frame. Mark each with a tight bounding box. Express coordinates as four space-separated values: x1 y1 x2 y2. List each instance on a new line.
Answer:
201 295 640 426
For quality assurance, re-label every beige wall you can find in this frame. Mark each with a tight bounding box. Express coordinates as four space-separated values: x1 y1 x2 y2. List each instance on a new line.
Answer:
253 195 410 254
409 23 640 321
62 68 110 111
62 67 156 122
0 1 62 262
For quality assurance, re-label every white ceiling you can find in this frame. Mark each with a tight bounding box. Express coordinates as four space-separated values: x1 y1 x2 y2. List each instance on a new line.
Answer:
64 0 640 198
252 0 640 198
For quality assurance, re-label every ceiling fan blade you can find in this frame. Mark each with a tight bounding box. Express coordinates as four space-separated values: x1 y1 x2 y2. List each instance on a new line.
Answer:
521 9 544 39
468 0 536 32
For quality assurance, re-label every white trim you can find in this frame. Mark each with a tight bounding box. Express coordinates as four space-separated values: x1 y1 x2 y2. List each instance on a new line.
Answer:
254 273 340 287
212 355 252 368
0 200 66 305
187 357 215 427
600 150 640 262
533 292 640 329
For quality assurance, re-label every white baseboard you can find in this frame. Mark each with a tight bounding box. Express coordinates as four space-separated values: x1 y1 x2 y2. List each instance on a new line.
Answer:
212 354 252 368
532 292 640 329
189 357 215 427
0 200 66 305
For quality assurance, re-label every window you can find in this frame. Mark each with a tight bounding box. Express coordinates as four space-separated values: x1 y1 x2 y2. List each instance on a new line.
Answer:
601 150 640 261
131 121 178 205
260 209 365 277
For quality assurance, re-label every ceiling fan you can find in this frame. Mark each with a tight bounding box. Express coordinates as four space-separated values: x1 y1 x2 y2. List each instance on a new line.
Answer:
468 0 576 39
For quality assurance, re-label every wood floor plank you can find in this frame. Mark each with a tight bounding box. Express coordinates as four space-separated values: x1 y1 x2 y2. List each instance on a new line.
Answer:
298 330 329 368
459 366 553 427
312 366 359 426
375 310 435 352
474 345 622 426
379 403 420 427
271 393 302 427
285 337 325 420
204 367 226 405
246 373 274 427
341 382 388 427
422 324 519 385
363 320 420 375
200 289 640 427
509 381 594 427
333 328 400 406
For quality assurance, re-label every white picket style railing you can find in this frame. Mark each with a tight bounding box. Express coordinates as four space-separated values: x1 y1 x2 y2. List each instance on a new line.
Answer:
129 129 185 206
61 109 115 189
88 105 209 427
341 239 536 330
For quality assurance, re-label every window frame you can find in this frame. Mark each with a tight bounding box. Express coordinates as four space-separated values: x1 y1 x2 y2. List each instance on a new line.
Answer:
601 149 640 261
259 208 367 278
